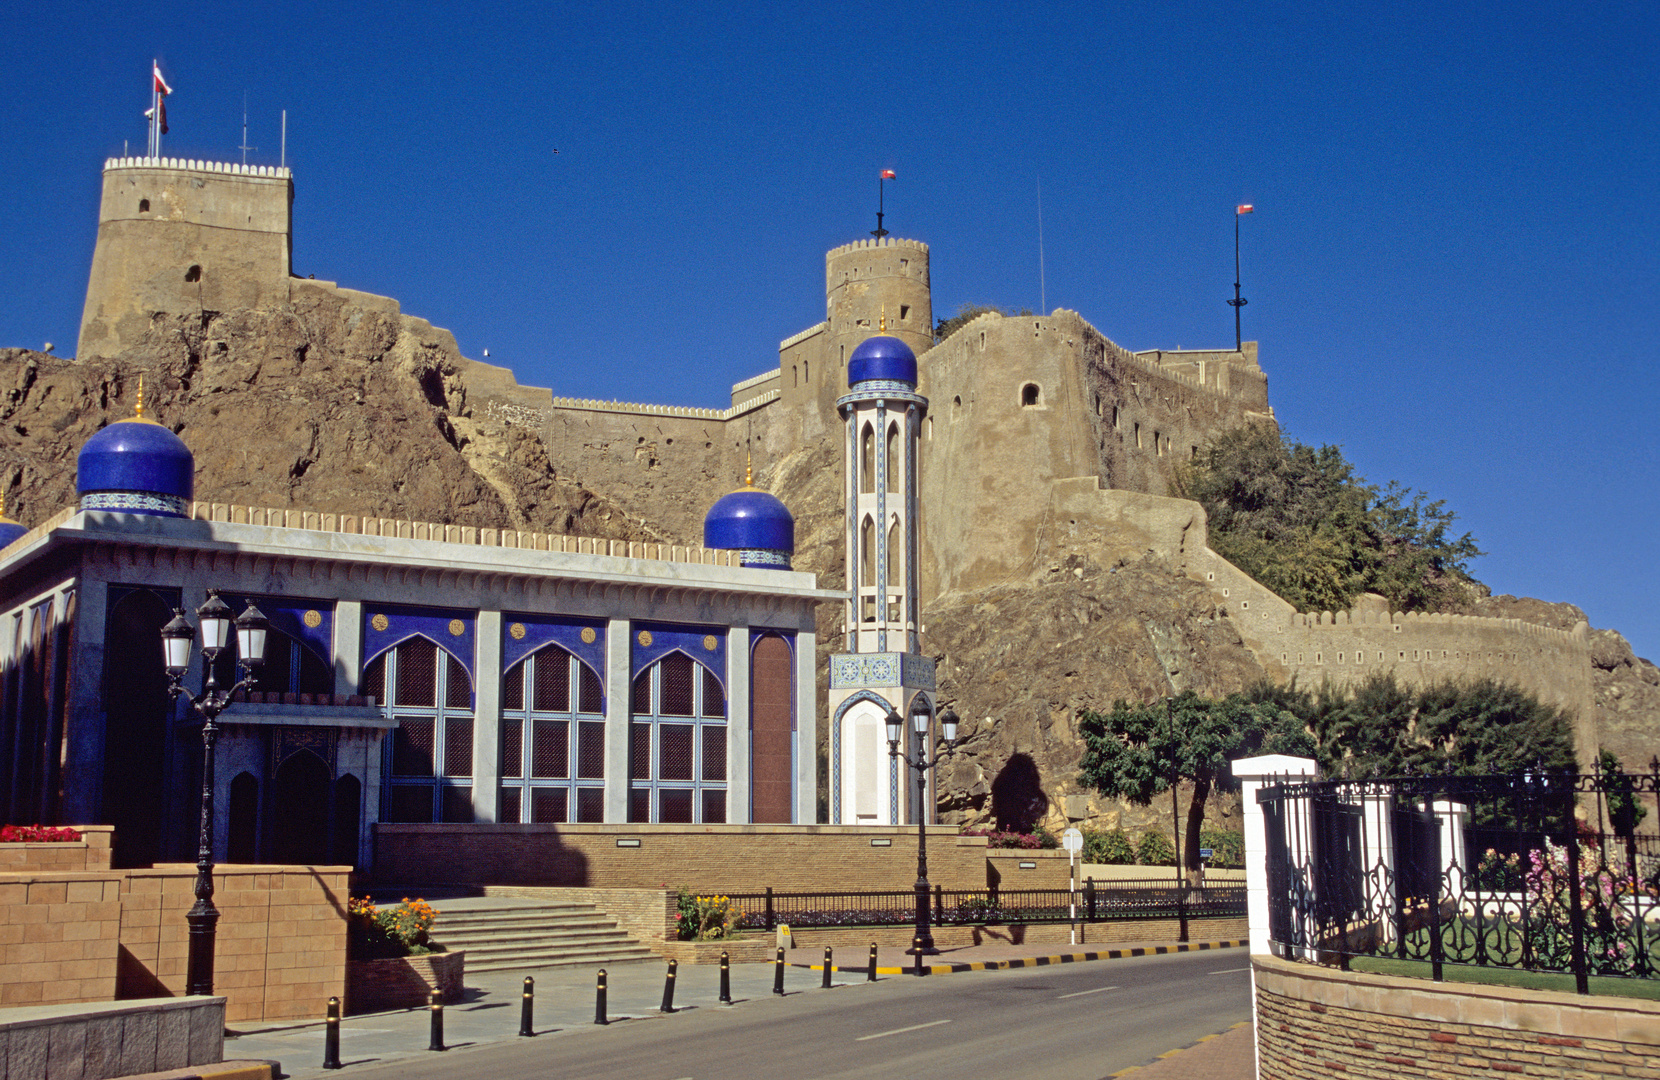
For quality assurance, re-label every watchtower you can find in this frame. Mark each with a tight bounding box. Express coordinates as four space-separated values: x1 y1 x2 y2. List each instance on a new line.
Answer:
824 238 932 376
79 157 294 360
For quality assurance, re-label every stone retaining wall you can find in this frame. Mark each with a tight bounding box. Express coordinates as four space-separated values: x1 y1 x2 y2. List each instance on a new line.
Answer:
1253 955 1660 1078
0 996 224 1080
373 823 992 891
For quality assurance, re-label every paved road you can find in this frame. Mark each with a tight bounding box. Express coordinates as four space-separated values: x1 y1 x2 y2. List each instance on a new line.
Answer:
232 950 1251 1080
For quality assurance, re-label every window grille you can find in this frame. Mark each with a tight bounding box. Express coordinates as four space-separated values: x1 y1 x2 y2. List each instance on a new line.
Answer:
498 644 605 824
628 644 728 823
377 631 474 824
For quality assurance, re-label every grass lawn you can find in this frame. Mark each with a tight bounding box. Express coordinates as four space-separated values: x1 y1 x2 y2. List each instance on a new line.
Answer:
1348 956 1660 1001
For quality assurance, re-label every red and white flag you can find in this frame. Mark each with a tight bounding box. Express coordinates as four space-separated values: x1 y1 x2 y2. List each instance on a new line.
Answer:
1236 204 1254 215
881 169 897 180
153 63 172 97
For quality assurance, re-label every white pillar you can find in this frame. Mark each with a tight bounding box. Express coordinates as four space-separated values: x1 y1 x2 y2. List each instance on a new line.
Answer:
604 617 632 823
1434 799 1469 899
1230 754 1318 958
725 624 750 824
795 627 817 824
1360 791 1397 945
471 610 502 823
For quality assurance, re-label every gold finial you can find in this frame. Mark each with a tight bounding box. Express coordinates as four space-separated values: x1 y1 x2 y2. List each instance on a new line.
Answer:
135 375 145 420
879 305 887 333
745 447 754 487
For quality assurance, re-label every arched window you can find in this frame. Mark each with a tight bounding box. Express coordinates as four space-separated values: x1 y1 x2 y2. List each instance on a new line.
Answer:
860 423 875 493
367 637 475 824
887 517 901 587
861 516 876 587
500 645 605 823
803 359 809 383
886 422 900 493
629 651 727 823
1021 383 1041 407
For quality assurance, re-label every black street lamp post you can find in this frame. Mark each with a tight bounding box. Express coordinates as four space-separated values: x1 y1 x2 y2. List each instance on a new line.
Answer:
886 701 959 955
161 590 269 997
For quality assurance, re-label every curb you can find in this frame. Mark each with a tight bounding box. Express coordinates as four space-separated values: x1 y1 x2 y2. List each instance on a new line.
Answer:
793 938 1247 976
117 1061 278 1080
1107 1021 1251 1077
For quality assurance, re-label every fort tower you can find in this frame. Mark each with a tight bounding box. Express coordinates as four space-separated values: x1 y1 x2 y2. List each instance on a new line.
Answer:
79 157 294 361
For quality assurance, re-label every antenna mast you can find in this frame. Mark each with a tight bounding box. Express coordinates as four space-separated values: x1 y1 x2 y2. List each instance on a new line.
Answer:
238 93 257 165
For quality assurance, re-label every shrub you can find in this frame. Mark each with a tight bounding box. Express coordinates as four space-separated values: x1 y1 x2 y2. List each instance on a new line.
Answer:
1136 832 1176 867
0 825 82 842
676 891 742 941
1082 828 1135 864
348 897 441 959
1198 830 1244 868
963 828 1059 850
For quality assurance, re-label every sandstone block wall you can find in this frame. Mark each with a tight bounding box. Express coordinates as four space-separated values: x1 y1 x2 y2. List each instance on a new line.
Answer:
1253 955 1660 1078
372 823 993 891
0 997 225 1080
0 872 123 1007
0 827 113 873
118 865 349 1025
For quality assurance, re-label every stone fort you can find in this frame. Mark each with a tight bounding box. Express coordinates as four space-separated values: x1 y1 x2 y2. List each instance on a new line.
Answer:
73 154 1602 767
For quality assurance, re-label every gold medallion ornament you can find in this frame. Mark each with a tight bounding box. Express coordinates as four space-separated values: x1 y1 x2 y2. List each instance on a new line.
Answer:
509 622 527 640
637 630 653 647
580 627 597 644
704 635 718 651
302 609 322 629
448 619 465 637
370 613 389 632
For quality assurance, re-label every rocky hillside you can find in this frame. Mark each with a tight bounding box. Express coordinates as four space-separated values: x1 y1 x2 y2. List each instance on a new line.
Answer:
2 285 1655 836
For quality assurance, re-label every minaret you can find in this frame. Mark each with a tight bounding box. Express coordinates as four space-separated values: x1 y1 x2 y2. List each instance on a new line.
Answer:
826 311 937 826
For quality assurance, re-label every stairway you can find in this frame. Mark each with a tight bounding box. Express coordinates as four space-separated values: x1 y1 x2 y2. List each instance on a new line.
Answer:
425 895 657 973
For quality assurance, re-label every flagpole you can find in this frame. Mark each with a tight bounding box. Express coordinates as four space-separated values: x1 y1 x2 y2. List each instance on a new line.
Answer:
1228 209 1249 352
872 176 888 239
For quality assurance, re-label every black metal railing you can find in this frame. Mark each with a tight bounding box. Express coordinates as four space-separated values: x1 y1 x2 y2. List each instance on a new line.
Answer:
1258 770 1660 993
709 880 1244 931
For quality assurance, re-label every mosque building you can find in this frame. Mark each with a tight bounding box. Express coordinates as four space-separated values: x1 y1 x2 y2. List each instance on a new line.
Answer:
0 387 834 869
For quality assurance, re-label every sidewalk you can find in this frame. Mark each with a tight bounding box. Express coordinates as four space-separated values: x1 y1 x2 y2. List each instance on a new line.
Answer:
204 937 1251 1080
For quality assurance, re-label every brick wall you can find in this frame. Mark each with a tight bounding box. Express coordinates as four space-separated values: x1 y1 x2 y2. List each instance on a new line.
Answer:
119 864 350 1025
0 826 114 873
0 872 122 1006
1254 955 1660 1078
373 824 993 891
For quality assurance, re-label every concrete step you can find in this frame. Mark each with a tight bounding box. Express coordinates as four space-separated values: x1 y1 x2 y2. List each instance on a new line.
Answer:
422 894 656 974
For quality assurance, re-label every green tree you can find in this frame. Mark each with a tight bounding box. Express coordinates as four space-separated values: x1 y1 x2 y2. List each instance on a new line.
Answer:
1247 673 1577 780
1078 691 1313 877
1177 424 1482 613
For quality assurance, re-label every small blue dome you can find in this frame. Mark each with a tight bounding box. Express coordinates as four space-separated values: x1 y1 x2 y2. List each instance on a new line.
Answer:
704 488 795 567
0 518 26 550
77 416 195 517
848 335 917 387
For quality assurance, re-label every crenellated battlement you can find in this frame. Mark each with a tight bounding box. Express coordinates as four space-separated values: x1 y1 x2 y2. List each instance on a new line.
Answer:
103 156 292 179
777 322 826 352
1283 606 1589 647
546 390 779 422
825 237 929 259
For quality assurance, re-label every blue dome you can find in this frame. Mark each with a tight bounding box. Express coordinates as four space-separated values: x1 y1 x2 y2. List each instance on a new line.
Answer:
848 335 917 387
77 417 195 517
0 519 26 550
703 488 795 565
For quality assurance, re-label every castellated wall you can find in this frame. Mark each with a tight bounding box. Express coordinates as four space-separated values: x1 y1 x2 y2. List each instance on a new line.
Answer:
917 308 1270 599
79 158 294 360
1047 480 1599 759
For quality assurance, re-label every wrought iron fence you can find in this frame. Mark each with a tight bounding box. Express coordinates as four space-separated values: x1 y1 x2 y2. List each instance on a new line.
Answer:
1258 770 1660 993
711 880 1244 931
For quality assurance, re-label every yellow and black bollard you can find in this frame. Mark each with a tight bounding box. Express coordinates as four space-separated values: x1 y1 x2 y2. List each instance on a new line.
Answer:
773 946 785 995
427 989 446 1051
595 968 608 1025
868 942 878 982
822 946 833 989
519 976 535 1037
719 950 732 1004
322 996 341 1070
660 957 678 1013
912 936 924 977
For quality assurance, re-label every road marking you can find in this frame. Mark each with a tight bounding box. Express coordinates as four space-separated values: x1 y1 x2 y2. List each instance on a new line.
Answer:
1206 967 1250 975
856 1019 953 1041
1057 985 1120 999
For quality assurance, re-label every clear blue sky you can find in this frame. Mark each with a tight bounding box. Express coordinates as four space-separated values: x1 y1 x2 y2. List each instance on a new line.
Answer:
3 2 1656 660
